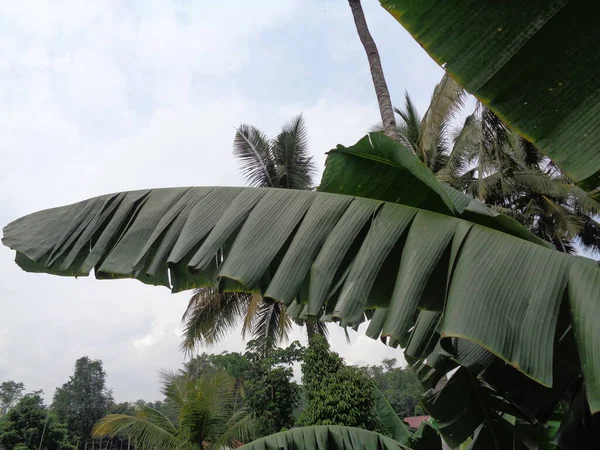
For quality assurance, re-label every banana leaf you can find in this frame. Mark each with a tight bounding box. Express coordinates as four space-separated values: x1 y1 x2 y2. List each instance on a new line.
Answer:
3 136 600 417
374 385 412 445
238 425 408 450
379 0 600 199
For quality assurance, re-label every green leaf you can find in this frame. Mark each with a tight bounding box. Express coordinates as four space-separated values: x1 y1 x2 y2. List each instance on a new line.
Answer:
408 421 442 450
3 183 600 413
379 0 600 199
238 425 409 450
422 368 529 449
374 386 413 445
320 133 458 215
319 132 550 246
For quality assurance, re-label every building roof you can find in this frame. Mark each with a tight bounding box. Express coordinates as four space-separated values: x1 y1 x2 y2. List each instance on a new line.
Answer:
403 415 430 429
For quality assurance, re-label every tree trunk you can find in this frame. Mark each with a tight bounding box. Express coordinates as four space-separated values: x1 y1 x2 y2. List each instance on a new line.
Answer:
348 0 399 141
305 321 317 342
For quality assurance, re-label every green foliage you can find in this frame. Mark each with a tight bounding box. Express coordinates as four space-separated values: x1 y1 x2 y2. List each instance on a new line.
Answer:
181 115 318 356
239 425 408 450
388 75 600 255
407 422 441 450
372 386 412 444
379 0 600 200
183 352 219 379
299 335 381 431
233 115 316 190
214 340 304 437
362 359 423 419
94 371 253 449
52 357 114 442
246 367 298 437
4 108 600 450
0 393 73 450
109 402 136 416
0 381 25 415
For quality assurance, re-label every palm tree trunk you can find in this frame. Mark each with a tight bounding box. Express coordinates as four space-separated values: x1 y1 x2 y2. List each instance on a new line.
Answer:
348 0 399 141
305 321 317 341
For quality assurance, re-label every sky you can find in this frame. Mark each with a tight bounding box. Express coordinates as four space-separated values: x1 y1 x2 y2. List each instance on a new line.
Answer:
0 0 447 403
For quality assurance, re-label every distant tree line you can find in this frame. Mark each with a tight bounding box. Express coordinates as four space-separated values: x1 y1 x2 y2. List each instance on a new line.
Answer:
0 345 421 449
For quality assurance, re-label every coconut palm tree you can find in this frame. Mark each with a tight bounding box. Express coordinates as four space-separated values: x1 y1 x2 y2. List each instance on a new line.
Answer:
389 75 600 254
458 115 600 254
348 0 399 141
93 371 253 450
180 115 325 356
391 74 468 173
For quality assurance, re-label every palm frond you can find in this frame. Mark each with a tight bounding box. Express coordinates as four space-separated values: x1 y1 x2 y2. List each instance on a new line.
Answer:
272 114 317 190
567 185 600 215
93 411 180 450
480 106 510 169
234 125 277 188
370 123 384 133
542 196 584 239
159 371 188 411
316 320 329 339
180 288 252 353
437 113 481 183
512 171 570 200
241 293 263 340
420 73 466 165
394 93 421 153
214 409 257 449
576 217 600 254
251 300 293 356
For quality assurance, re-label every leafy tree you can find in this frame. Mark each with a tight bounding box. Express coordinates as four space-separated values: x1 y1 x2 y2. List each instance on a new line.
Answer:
181 115 324 356
244 341 303 436
52 357 114 442
299 334 381 431
459 119 600 254
109 402 136 416
0 381 25 415
362 359 423 419
93 371 253 450
182 352 218 379
213 340 304 437
0 393 72 450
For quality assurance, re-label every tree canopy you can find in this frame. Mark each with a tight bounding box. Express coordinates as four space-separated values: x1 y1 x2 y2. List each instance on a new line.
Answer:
52 357 114 442
0 393 72 450
299 334 382 432
0 381 25 415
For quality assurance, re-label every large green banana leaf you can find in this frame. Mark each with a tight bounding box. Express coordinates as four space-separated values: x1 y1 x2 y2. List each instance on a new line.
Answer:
319 134 597 448
379 0 600 199
422 367 536 449
238 426 408 450
374 385 412 444
3 138 600 418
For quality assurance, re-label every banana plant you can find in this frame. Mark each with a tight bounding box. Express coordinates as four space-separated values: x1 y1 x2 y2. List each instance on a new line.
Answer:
3 133 599 448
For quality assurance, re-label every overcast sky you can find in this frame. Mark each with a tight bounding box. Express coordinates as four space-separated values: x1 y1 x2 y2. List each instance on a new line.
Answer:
0 1 446 403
